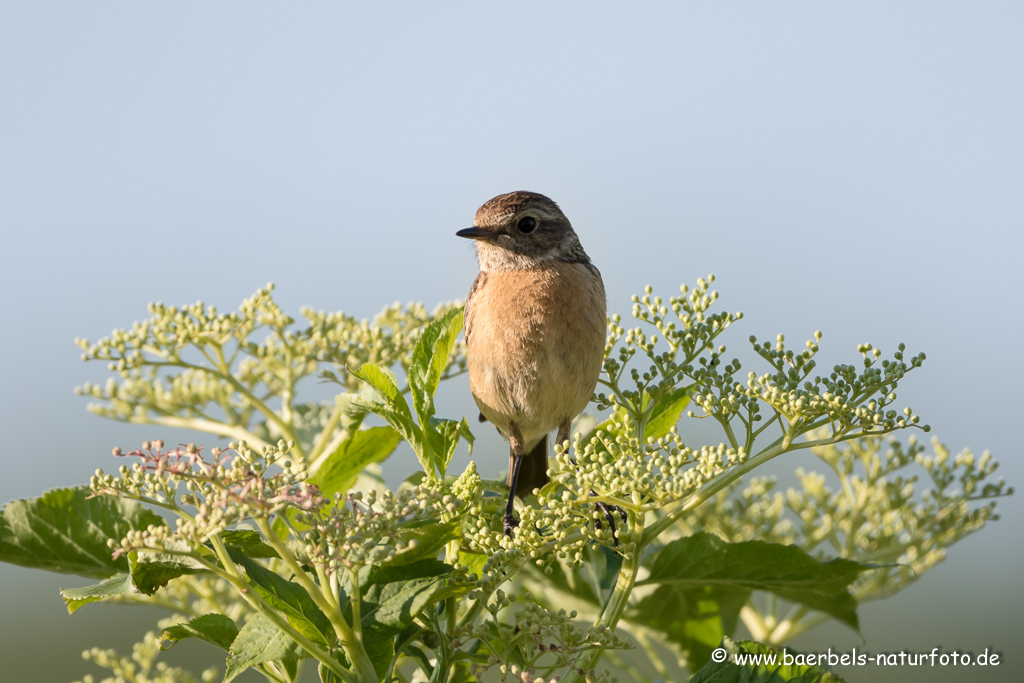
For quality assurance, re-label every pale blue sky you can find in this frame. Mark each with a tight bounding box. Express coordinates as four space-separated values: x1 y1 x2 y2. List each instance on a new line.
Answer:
1 3 1021 681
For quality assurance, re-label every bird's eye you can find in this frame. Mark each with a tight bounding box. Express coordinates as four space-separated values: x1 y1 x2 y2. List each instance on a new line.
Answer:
516 216 537 234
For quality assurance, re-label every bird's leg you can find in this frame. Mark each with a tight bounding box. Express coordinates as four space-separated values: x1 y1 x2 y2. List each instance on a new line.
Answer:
504 425 526 536
555 424 571 455
556 421 627 544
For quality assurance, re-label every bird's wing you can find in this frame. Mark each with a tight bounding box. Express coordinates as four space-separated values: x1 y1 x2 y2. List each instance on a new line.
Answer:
463 271 487 347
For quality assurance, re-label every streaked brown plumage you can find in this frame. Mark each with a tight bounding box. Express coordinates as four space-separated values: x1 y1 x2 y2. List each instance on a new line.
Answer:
457 191 606 535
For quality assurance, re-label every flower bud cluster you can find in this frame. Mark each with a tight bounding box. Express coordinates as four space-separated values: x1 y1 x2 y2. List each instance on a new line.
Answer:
728 337 928 435
73 631 217 683
580 277 932 556
455 590 630 682
93 439 322 556
75 286 466 460
599 276 741 417
302 484 457 573
304 300 467 392
463 421 743 564
688 432 1011 600
450 459 483 504
558 424 743 513
458 484 622 577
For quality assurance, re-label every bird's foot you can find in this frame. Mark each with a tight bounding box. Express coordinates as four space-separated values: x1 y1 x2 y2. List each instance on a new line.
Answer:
503 511 520 537
590 492 628 546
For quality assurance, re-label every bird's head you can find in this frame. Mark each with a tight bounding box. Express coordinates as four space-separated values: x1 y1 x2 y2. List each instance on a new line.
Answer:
456 191 590 271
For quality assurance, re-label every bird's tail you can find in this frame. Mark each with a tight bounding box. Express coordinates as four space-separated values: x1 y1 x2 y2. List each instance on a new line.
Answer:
508 434 550 498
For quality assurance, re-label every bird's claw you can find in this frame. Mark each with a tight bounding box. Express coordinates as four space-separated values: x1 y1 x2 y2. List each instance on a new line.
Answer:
503 511 520 537
590 492 628 546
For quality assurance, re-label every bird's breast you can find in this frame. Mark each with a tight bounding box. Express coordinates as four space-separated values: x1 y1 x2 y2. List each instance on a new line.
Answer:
466 262 606 442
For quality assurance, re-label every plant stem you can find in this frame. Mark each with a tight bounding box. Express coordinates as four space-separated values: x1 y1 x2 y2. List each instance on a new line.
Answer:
205 534 354 682
350 567 364 642
308 402 346 471
120 413 271 452
633 628 672 681
561 513 645 683
642 429 868 545
254 519 379 683
739 605 771 641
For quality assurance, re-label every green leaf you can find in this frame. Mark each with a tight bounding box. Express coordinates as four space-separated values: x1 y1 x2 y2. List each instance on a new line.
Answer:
350 312 469 482
60 573 134 614
646 386 690 439
347 395 426 470
407 309 466 477
219 529 279 559
311 426 403 498
224 613 301 683
280 653 300 683
384 521 460 567
359 559 454 632
60 544 208 612
368 575 450 631
641 532 869 632
229 550 334 647
408 308 463 417
160 613 240 651
539 544 621 610
0 487 165 578
448 660 475 683
362 623 396 682
631 583 749 670
426 417 475 477
351 364 406 410
128 546 206 595
409 308 463 416
689 637 847 683
317 651 355 683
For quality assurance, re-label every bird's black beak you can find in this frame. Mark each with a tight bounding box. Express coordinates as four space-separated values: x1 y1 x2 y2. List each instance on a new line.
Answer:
456 226 496 240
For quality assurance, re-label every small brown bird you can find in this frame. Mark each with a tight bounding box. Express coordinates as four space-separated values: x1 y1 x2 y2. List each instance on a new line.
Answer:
457 191 606 535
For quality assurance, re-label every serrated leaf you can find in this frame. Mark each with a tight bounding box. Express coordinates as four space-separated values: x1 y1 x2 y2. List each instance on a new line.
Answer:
369 576 450 631
458 551 487 579
362 623 395 682
689 636 847 683
160 613 239 651
129 546 206 595
642 532 869 632
60 545 207 612
219 529 278 559
407 310 466 477
349 396 428 474
536 544 621 610
0 487 165 578
352 363 406 411
359 559 454 632
646 387 691 439
427 417 475 477
317 650 356 683
311 426 403 498
224 613 301 683
631 583 749 670
229 550 334 647
280 653 300 682
60 573 134 614
409 308 463 416
384 521 459 567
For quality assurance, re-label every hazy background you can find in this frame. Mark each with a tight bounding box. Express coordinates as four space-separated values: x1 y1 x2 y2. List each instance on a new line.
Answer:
1 3 1021 681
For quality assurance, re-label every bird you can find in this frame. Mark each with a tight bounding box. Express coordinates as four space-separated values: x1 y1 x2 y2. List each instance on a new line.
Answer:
457 191 606 536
